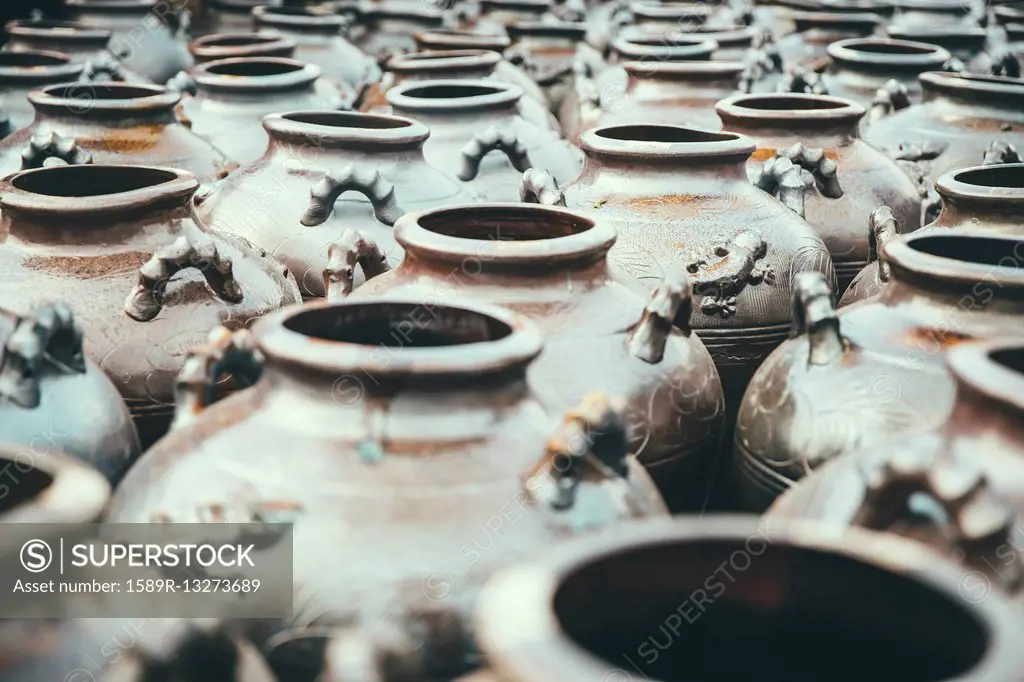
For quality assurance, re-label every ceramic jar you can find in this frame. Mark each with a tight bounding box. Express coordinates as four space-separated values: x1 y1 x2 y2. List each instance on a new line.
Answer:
3 19 150 83
472 0 553 33
195 110 475 299
776 11 883 71
386 79 581 200
350 4 448 63
0 83 236 182
0 443 109 525
349 203 726 511
716 93 921 295
63 0 194 84
413 29 512 54
180 57 352 166
0 302 139 484
0 164 301 448
472 516 1024 682
0 50 84 133
192 0 277 36
189 32 297 63
504 21 588 112
889 0 979 30
105 298 668 680
731 229 1024 512
886 26 1003 73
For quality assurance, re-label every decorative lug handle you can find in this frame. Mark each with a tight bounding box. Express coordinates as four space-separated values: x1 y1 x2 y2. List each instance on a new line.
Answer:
687 231 775 318
0 302 86 409
83 54 128 83
628 275 693 364
172 326 263 430
323 229 392 301
301 166 404 227
738 42 783 93
887 141 947 163
124 236 244 322
519 168 565 206
457 126 532 182
868 206 898 283
166 70 198 96
778 67 828 95
987 49 1021 78
572 43 606 80
942 56 966 73
792 271 843 365
752 155 815 217
868 79 910 124
782 142 843 198
983 139 1022 165
21 131 93 170
852 449 1024 594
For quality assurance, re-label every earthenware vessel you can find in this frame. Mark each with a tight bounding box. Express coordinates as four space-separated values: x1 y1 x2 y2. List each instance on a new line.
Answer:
195 110 475 298
776 11 883 71
413 28 511 53
350 3 447 64
0 164 301 448
0 50 84 133
3 19 150 83
105 298 668 680
886 26 1011 74
471 0 552 33
189 32 297 63
889 0 979 30
193 0 278 36
504 21 587 112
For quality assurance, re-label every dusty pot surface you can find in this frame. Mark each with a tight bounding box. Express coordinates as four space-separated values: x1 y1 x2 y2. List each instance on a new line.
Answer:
196 110 474 298
350 3 447 64
181 57 352 166
505 21 588 111
716 93 921 294
777 11 883 71
474 516 1024 682
768 338 1024 599
0 83 236 182
350 203 726 511
732 229 1024 511
189 32 297 63
192 0 278 36
0 164 301 448
0 302 139 484
64 0 194 84
3 19 150 84
106 298 668 680
0 50 85 133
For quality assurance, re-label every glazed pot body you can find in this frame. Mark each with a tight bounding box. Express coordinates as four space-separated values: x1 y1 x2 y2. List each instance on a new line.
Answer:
731 230 1024 512
0 165 301 448
3 19 150 84
0 51 85 133
105 299 668 680
0 84 236 183
196 111 475 299
352 205 726 512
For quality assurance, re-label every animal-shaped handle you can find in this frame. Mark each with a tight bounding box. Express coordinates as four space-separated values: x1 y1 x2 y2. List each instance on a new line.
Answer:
778 67 829 95
868 79 910 124
171 326 263 430
687 230 776 318
457 126 532 181
519 168 565 206
166 70 198 96
868 206 898 284
20 131 93 170
323 229 392 301
0 302 86 409
791 271 844 366
628 275 693 364
301 166 405 227
752 155 815 217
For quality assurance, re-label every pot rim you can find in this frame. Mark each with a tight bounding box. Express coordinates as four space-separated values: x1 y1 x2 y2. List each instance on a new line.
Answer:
414 29 511 51
207 0 276 12
4 18 111 44
189 32 297 60
578 123 756 162
65 0 159 10
716 93 866 127
29 82 180 117
393 203 616 268
192 56 321 92
946 339 1024 418
480 0 551 11
0 165 197 218
252 4 347 30
262 110 430 147
506 21 588 39
253 297 543 378
995 5 1024 23
386 49 502 74
386 78 522 113
791 10 883 29
0 444 109 525
0 49 84 84
364 5 446 22
893 0 970 11
622 59 745 79
919 71 1024 102
677 24 756 46
476 516 1024 682
885 231 1024 292
887 26 988 45
818 0 896 12
610 34 719 61
827 37 952 70
935 163 1024 208
629 1 716 20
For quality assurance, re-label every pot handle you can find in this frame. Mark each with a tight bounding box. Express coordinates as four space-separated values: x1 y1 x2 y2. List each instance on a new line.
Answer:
739 42 783 93
792 271 844 366
456 126 532 182
323 229 392 301
171 326 263 430
987 48 1021 78
777 66 829 95
519 168 565 206
763 142 843 201
751 155 814 217
867 79 910 124
628 274 693 364
20 131 93 170
83 53 128 83
124 235 245 322
686 230 776 318
0 302 86 409
852 450 1024 595
301 166 405 227
867 206 898 284
166 70 198 96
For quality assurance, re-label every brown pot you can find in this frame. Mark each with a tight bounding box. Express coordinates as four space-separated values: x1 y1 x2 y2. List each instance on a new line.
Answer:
768 338 1024 599
181 57 352 166
192 0 278 36
886 26 1000 72
716 93 922 295
473 516 1024 682
0 83 236 182
3 19 150 84
196 110 475 299
105 298 668 680
189 32 298 63
0 50 84 133
731 229 1024 512
471 0 553 33
777 11 883 71
385 79 581 201
890 0 978 30
347 203 726 511
504 21 588 112
349 3 447 64
413 28 511 53
0 164 301 448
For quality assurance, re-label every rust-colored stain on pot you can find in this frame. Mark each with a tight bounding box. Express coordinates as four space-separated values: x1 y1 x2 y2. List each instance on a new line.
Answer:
906 326 972 349
751 147 840 161
80 126 164 153
24 251 148 279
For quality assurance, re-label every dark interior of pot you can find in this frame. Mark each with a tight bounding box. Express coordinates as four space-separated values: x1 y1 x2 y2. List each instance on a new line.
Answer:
400 83 504 99
848 41 936 54
207 60 302 76
909 235 1024 267
283 303 513 347
265 630 330 682
992 346 1024 374
731 95 848 110
13 19 83 30
45 83 160 100
553 539 987 681
11 166 177 197
419 205 594 240
282 112 411 129
0 455 54 514
201 34 280 46
596 125 739 143
0 51 68 67
625 36 710 47
953 165 1024 189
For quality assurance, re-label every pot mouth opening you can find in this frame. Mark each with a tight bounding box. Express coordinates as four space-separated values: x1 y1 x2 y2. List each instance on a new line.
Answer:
0 51 71 68
935 163 1024 207
10 165 181 197
253 5 347 28
827 38 951 68
0 454 54 515
195 33 290 47
388 50 501 72
946 339 1024 417
908 234 1024 265
31 83 180 114
597 124 736 143
716 93 865 125
281 110 412 129
506 21 588 38
66 0 158 9
887 233 1024 292
792 10 883 26
203 57 306 77
419 205 593 240
920 71 1024 101
580 124 754 161
387 79 520 111
266 111 429 147
888 26 987 40
611 35 719 59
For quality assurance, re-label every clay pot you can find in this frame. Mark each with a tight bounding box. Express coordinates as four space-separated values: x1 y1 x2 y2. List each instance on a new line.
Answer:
504 21 588 111
0 83 236 182
716 93 921 295
0 164 301 448
768 338 1024 599
886 26 1002 73
349 3 448 64
0 302 140 484
0 50 84 133
195 110 475 299
347 203 726 511
890 0 979 30
538 124 835 443
63 0 194 85
414 29 512 53
0 443 109 525
731 229 1024 511
385 80 581 200
776 11 883 71
473 516 1024 682
3 19 150 84
189 32 298 63
105 298 668 679
181 57 352 166
192 0 278 36
472 0 553 33
252 5 380 97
